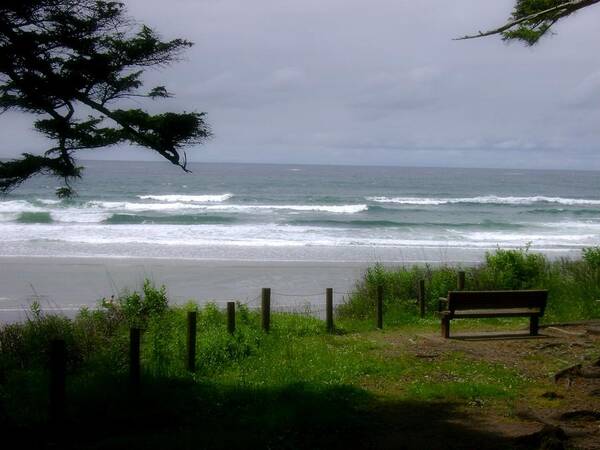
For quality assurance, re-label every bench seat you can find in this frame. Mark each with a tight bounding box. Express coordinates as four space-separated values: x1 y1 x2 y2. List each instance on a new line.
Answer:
439 308 542 319
438 290 548 338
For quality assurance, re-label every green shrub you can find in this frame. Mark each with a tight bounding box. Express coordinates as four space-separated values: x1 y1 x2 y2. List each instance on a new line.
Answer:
426 267 457 309
102 279 169 325
582 246 600 269
338 248 600 323
483 247 547 289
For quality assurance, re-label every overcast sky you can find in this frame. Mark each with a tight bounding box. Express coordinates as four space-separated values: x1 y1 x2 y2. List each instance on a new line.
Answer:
2 0 600 170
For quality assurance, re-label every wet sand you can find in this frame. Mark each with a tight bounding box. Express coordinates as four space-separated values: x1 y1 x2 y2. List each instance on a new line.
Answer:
0 256 371 322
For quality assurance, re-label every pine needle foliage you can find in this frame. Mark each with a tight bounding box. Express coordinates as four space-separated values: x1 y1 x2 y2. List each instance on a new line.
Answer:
0 0 210 195
458 0 599 45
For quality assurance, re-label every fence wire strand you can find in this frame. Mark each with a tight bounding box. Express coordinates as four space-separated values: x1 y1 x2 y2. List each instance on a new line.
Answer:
150 288 354 318
272 291 323 298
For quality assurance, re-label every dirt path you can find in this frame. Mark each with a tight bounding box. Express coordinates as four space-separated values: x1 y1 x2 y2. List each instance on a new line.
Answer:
374 324 600 449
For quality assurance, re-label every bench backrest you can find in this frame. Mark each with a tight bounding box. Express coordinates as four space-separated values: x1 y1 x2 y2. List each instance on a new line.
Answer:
447 290 548 313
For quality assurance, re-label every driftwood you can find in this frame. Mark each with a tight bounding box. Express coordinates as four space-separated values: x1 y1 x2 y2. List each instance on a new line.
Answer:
560 410 600 421
586 326 600 336
540 320 600 329
546 327 586 337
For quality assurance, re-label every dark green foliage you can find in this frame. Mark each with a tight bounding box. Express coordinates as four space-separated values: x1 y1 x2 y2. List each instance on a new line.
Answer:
339 248 600 323
482 247 546 289
0 153 82 193
503 0 572 44
55 186 75 199
0 272 557 448
101 280 168 326
460 0 600 45
582 246 600 268
0 0 210 195
337 262 458 319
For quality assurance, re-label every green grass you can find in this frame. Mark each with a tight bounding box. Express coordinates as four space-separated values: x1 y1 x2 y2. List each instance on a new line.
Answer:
338 247 600 324
1 247 599 448
401 352 527 401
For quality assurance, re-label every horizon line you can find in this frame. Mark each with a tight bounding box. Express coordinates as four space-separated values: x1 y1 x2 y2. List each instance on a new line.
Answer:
70 158 600 173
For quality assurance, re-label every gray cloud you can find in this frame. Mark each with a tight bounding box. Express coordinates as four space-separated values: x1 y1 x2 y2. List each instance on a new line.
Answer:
564 70 600 109
1 0 600 169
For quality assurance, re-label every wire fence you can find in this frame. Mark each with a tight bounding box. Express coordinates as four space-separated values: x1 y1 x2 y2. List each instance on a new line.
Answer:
0 288 356 322
186 288 355 318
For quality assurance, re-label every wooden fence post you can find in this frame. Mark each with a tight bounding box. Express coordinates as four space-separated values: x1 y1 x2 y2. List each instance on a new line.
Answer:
376 285 383 329
186 311 197 373
326 288 334 333
457 271 465 291
227 302 236 334
130 328 141 392
418 279 426 318
49 339 66 423
262 288 271 332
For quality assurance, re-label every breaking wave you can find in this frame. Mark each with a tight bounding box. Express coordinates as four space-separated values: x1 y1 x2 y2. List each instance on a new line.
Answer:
137 193 234 203
88 201 368 214
366 195 600 206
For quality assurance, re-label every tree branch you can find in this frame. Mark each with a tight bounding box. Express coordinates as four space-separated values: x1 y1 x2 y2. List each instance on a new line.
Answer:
455 0 600 41
75 94 191 171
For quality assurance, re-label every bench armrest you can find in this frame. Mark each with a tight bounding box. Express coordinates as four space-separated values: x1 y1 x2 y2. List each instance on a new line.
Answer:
438 297 448 312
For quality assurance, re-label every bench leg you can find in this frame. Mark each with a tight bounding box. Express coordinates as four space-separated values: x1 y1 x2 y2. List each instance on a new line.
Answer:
441 317 450 338
530 316 539 336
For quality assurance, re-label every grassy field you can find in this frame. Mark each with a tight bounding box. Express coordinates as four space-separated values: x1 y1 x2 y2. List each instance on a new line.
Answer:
1 248 600 449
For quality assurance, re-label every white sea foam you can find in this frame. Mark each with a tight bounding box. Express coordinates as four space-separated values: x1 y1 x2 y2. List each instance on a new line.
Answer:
88 201 204 212
0 200 107 223
50 209 111 223
367 197 447 205
37 198 62 205
137 193 234 202
0 222 595 250
0 200 43 212
1 199 367 222
366 195 600 206
88 201 368 214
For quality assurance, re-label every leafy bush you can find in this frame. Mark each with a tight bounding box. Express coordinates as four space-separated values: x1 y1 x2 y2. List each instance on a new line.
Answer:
339 247 600 322
102 280 169 325
483 247 547 290
582 246 600 269
426 267 457 310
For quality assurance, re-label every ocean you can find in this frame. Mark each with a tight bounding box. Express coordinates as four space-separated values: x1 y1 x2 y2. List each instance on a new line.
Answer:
2 161 600 263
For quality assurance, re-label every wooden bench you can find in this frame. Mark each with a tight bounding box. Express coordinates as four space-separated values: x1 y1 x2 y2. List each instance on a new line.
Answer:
437 290 548 338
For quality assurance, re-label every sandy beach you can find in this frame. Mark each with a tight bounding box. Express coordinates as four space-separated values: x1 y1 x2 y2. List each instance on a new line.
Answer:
0 256 372 322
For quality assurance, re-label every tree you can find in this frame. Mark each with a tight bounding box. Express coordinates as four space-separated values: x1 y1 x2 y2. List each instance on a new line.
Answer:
457 0 600 45
0 0 210 196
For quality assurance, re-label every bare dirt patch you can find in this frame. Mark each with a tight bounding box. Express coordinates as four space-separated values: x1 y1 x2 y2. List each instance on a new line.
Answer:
373 323 600 449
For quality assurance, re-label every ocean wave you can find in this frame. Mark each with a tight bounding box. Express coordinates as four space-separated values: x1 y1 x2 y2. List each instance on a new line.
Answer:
366 195 600 206
0 200 43 212
137 193 233 203
539 220 600 230
17 212 53 224
50 210 112 223
37 198 62 205
104 213 238 225
287 219 524 230
367 197 447 205
88 201 368 214
0 222 594 249
524 208 600 216
0 199 368 225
